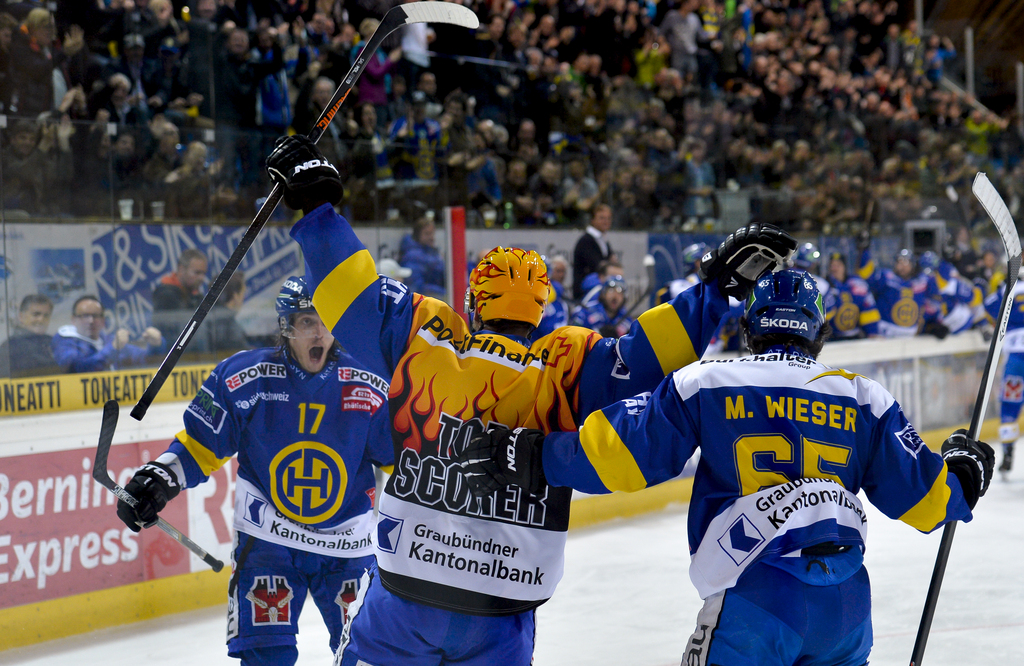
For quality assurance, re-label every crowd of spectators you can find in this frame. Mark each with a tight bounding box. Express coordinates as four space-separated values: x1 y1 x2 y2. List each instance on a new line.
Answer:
0 0 1021 231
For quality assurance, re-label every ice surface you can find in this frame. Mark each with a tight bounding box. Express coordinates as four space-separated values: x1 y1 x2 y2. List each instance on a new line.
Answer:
3 470 1022 666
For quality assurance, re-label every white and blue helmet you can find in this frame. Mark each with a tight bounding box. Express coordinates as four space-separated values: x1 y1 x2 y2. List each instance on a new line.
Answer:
276 276 315 334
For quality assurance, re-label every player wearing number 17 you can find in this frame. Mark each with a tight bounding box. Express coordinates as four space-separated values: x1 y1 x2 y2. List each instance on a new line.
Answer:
264 135 796 665
460 269 995 666
115 277 394 666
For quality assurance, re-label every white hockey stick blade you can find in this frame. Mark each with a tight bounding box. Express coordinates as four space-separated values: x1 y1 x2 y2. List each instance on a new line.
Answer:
403 2 479 29
973 173 1021 259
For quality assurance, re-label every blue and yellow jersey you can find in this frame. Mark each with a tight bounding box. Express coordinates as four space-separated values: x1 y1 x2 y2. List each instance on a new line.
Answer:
543 348 972 584
289 204 729 614
985 278 1024 354
927 260 983 333
166 346 393 533
387 116 448 180
824 275 880 339
857 249 940 336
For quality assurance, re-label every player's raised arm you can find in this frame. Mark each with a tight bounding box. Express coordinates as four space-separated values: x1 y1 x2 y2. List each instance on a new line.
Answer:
269 135 412 375
576 223 797 417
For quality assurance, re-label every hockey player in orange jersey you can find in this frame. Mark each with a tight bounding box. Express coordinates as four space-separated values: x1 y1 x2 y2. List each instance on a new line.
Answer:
265 134 798 665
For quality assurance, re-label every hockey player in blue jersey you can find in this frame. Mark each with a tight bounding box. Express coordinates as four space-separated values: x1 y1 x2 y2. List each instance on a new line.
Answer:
824 252 880 339
115 277 394 666
920 250 984 335
858 244 945 337
985 274 1024 474
570 276 633 337
460 268 994 666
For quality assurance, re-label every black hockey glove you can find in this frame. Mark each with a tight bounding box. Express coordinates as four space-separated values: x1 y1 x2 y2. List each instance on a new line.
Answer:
266 135 344 213
697 223 797 300
856 228 872 252
941 429 994 510
457 427 546 498
922 320 950 340
116 461 181 532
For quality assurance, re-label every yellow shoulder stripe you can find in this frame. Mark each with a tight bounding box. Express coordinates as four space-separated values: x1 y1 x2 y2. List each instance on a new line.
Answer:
856 259 874 280
579 411 647 493
312 249 379 330
638 303 697 375
807 369 865 383
176 429 232 477
898 466 952 532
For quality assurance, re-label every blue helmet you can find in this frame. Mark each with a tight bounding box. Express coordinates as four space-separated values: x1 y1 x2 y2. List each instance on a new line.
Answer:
745 269 825 343
791 242 821 271
681 243 708 275
601 275 626 294
894 248 916 266
276 276 315 333
918 250 939 272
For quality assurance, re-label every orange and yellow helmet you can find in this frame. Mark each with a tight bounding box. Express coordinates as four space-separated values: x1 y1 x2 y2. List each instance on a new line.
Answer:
467 246 550 327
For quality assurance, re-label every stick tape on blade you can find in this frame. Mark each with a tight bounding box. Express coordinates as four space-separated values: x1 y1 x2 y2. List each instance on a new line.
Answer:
403 1 479 27
973 173 1022 258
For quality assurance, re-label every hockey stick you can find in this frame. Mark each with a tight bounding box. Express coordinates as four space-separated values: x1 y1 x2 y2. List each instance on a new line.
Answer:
909 173 1022 666
94 400 225 572
130 2 479 422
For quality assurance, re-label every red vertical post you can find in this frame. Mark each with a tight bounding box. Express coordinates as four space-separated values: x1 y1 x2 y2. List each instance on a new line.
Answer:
443 206 468 323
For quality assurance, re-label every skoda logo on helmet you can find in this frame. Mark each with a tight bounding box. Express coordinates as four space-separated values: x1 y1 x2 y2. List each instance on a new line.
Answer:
759 317 810 331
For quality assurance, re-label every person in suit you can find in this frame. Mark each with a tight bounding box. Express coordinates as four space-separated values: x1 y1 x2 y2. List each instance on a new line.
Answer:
572 203 615 300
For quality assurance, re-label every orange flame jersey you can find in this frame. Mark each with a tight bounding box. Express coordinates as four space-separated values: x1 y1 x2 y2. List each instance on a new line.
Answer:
390 298 598 456
291 205 731 614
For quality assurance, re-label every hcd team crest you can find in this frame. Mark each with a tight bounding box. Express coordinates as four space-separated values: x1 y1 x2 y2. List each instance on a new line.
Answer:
270 441 349 523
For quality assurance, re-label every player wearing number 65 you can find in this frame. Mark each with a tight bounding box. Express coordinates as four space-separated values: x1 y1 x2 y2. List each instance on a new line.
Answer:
115 276 394 666
459 268 995 666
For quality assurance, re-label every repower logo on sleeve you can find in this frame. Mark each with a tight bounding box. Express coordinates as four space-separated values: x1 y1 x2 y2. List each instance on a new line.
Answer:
226 362 287 391
339 367 390 393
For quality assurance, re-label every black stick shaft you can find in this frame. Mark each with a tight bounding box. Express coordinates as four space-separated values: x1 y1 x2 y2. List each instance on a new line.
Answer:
131 7 408 421
910 255 1021 666
95 401 225 571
